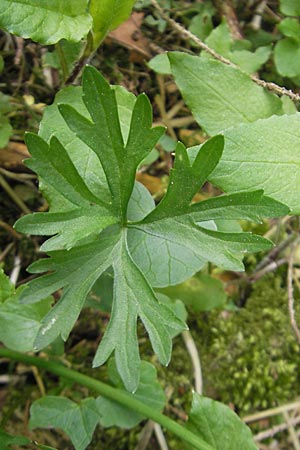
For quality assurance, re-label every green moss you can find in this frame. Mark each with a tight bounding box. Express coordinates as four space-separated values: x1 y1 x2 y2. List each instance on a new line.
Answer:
196 275 300 414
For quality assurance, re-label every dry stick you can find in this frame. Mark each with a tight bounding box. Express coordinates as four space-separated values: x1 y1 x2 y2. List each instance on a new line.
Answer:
254 415 300 442
0 220 21 240
154 423 170 450
9 254 21 285
248 257 287 283
182 330 203 395
0 174 31 215
283 410 300 450
135 421 155 450
244 401 300 423
150 0 300 102
287 237 300 343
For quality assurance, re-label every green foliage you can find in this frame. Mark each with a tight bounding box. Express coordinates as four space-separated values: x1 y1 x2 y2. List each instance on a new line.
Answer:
0 269 52 352
96 358 165 428
168 52 282 135
157 272 227 312
186 394 258 450
0 428 30 450
0 0 92 45
30 396 101 450
280 0 300 16
0 93 13 148
205 21 271 74
90 0 136 48
0 427 57 450
168 52 300 213
274 2 300 78
14 66 289 394
198 276 300 413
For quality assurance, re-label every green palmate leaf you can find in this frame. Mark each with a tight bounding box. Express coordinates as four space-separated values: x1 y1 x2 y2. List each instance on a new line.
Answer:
128 139 289 286
37 84 136 211
186 394 258 450
168 52 283 134
16 66 288 391
59 66 164 220
16 133 117 251
93 233 185 392
30 397 101 450
196 113 300 214
89 0 136 48
97 359 165 428
0 0 92 45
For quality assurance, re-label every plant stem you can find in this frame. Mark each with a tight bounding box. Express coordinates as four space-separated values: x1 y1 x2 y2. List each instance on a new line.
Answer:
0 348 215 450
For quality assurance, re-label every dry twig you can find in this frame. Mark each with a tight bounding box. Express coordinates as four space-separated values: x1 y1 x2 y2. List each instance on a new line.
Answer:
287 237 300 343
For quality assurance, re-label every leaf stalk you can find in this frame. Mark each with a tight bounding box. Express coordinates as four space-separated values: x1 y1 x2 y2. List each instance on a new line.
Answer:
0 348 215 450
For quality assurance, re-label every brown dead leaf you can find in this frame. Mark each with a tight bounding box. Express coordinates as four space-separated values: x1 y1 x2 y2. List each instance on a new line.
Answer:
0 141 30 172
108 12 151 59
136 172 167 198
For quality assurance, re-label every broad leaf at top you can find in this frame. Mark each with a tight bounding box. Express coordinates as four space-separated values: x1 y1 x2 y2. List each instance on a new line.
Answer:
186 394 258 450
0 0 92 45
15 66 288 391
168 52 283 135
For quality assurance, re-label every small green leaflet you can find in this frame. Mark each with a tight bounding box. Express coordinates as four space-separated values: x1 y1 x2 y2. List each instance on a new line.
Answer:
0 269 52 352
30 397 101 450
96 358 165 429
186 394 258 450
15 66 288 391
0 429 30 450
0 0 92 45
30 360 165 449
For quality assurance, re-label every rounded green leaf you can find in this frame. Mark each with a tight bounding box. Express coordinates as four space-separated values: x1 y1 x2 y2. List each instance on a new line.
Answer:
0 0 92 45
274 38 300 77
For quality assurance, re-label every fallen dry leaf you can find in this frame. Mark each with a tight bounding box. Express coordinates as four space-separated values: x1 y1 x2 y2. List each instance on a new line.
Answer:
108 12 151 59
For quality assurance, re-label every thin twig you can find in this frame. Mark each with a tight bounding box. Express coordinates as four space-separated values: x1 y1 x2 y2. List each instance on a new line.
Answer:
181 330 203 394
0 242 14 262
283 410 300 450
249 257 287 283
150 0 300 102
9 254 21 285
154 423 170 450
0 174 31 214
135 421 155 450
0 220 21 239
243 401 300 422
287 237 300 343
31 366 46 396
255 234 296 272
254 415 300 442
250 0 267 30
